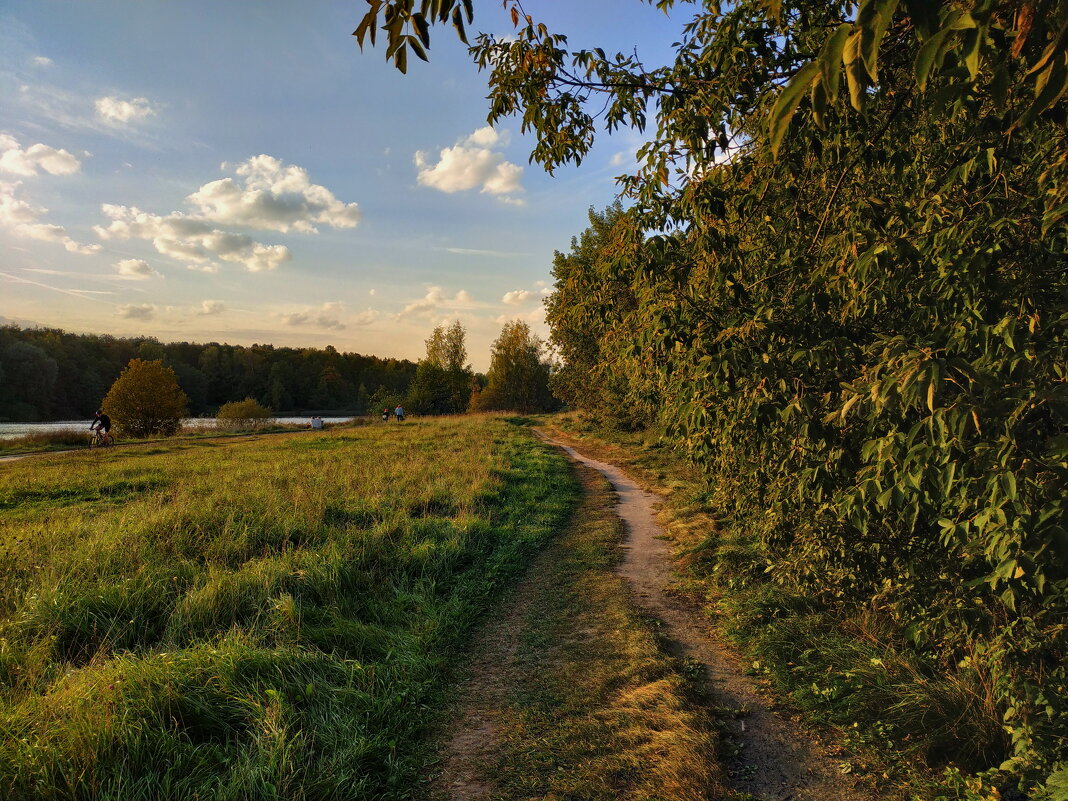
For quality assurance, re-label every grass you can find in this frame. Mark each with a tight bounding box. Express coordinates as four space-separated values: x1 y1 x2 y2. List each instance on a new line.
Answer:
539 411 1007 800
0 419 368 456
442 459 723 800
0 415 576 800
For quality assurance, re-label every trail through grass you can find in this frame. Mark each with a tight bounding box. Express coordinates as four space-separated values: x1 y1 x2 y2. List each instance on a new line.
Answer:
430 460 723 800
0 416 577 800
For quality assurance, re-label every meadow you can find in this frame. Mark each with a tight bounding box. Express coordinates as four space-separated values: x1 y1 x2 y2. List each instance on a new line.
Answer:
0 416 577 800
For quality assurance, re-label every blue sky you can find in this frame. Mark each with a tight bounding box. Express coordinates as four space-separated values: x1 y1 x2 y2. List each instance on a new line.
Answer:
0 1 682 369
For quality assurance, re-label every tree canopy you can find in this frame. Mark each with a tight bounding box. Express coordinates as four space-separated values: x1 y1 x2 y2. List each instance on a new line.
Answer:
471 320 556 413
102 359 189 438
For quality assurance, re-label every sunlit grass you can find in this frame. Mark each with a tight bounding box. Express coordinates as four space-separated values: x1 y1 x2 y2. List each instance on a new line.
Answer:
0 415 577 800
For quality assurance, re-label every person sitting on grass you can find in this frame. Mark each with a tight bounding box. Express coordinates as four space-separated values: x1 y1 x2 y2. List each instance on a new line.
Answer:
90 410 112 442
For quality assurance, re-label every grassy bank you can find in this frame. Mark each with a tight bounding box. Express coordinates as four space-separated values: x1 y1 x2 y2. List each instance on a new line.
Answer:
0 420 349 456
540 412 1009 800
432 457 723 800
0 415 576 800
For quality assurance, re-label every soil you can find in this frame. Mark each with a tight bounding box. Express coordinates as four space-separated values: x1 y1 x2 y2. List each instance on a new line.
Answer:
432 431 879 801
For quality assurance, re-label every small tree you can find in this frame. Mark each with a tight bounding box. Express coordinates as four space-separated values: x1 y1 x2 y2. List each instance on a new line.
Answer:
406 321 473 414
102 359 189 437
216 398 273 431
472 321 557 413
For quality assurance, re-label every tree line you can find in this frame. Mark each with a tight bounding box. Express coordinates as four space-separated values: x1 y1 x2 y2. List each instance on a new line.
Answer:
354 0 1068 795
0 326 417 421
0 318 559 424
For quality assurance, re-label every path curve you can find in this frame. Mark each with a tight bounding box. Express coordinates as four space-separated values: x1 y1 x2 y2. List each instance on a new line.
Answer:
539 432 876 801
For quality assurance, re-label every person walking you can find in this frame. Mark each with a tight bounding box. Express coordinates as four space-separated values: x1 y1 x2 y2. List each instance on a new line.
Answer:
394 404 404 422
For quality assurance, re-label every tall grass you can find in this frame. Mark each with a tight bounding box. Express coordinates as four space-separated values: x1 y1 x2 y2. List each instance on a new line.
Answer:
0 416 577 800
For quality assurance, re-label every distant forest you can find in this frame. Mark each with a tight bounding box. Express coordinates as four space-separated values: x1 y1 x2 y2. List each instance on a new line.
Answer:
0 326 417 421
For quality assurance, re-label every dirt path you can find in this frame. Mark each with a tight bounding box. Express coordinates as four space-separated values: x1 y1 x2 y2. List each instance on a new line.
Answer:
540 433 876 801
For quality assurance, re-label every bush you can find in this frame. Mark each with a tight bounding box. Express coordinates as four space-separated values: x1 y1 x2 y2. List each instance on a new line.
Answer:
102 359 188 438
216 398 273 431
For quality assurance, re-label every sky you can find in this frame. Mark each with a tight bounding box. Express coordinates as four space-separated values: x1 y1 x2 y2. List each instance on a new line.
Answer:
0 1 683 370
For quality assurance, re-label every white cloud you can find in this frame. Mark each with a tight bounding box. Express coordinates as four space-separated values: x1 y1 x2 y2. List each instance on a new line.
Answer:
116 303 156 320
32 56 53 67
502 289 532 306
0 134 81 176
280 301 349 330
442 246 524 257
114 258 159 279
186 263 219 274
95 96 157 125
95 204 290 272
186 155 361 233
0 181 101 254
368 288 378 297
399 286 475 318
198 300 225 315
414 126 524 204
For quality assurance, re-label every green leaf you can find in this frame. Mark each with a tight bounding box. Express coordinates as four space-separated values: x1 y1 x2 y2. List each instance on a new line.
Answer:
914 25 954 91
857 0 900 81
1015 51 1068 130
820 24 851 99
769 62 820 157
843 31 868 110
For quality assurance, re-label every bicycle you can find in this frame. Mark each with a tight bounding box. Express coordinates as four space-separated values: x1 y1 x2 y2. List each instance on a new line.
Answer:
88 430 115 448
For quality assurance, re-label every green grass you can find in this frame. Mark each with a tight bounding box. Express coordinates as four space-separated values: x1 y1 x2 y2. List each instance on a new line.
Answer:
0 415 577 800
457 461 723 801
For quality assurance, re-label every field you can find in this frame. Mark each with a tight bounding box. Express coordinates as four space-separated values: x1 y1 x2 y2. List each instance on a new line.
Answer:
0 416 577 800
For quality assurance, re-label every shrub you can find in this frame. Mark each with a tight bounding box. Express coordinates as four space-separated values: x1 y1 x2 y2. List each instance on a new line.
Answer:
216 398 274 432
102 359 188 438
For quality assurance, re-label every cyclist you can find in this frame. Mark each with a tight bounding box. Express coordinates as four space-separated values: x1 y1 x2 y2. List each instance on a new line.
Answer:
90 410 112 444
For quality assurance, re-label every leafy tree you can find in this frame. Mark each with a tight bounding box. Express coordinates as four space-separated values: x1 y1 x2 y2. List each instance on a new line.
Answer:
216 398 273 431
406 322 473 414
471 321 556 413
357 0 1068 791
102 359 189 437
545 202 652 429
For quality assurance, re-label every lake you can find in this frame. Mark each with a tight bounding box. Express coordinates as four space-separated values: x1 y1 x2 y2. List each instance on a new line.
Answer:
0 417 357 440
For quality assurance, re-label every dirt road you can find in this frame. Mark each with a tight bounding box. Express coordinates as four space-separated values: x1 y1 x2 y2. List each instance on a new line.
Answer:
540 433 876 801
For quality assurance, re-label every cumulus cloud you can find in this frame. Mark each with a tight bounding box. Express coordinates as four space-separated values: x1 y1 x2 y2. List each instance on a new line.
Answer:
95 96 157 125
198 300 225 315
32 56 53 67
186 263 219 274
95 204 290 272
0 181 100 254
186 155 361 233
280 301 348 330
501 289 532 306
116 303 156 320
414 126 524 204
114 258 159 279
0 134 81 176
399 286 475 318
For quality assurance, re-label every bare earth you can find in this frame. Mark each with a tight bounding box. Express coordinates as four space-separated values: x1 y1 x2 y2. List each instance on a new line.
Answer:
433 432 879 801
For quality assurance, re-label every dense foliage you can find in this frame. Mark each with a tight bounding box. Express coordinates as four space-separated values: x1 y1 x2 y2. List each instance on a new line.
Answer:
0 326 416 421
471 320 557 413
356 0 1068 794
215 398 274 431
102 359 189 438
405 321 475 414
